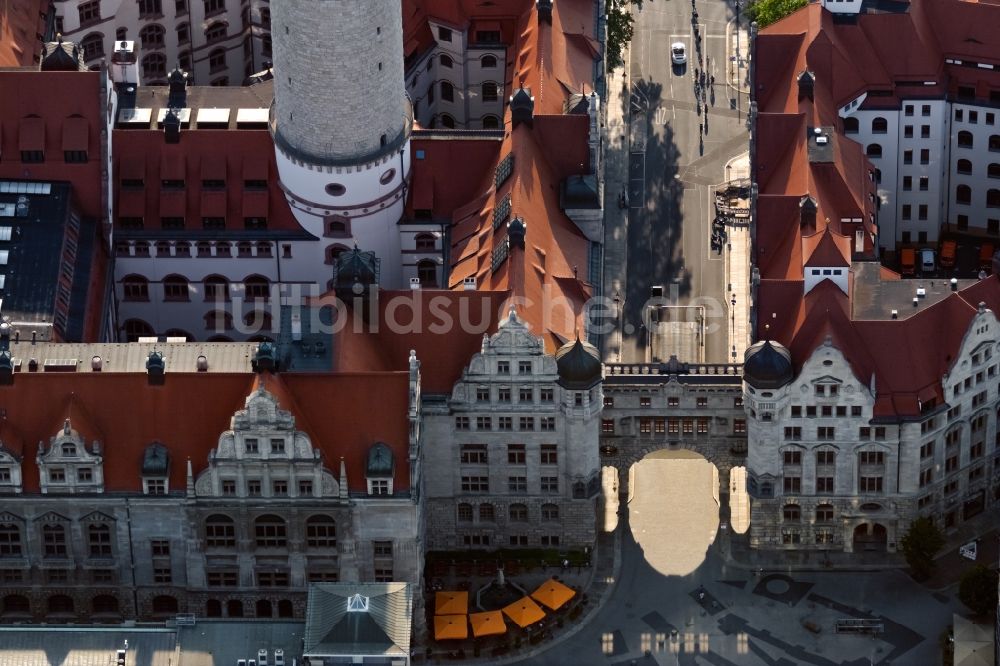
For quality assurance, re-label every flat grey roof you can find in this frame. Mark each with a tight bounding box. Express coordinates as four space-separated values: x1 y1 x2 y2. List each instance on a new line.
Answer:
5 340 257 373
0 626 177 666
176 620 305 666
851 261 980 320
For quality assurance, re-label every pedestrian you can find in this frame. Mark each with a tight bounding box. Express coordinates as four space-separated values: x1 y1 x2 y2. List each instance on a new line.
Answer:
562 558 569 572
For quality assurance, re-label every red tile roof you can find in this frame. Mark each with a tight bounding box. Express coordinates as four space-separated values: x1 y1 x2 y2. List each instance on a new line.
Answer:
754 0 1000 418
0 370 412 494
0 1 47 68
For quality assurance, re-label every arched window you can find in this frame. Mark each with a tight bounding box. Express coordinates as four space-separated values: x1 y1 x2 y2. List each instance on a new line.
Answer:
205 599 222 617
163 274 190 301
479 504 495 522
439 54 453 68
325 216 349 236
176 22 190 44
256 599 273 618
509 504 528 521
415 233 436 251
123 274 150 301
457 503 473 522
989 163 1000 179
439 114 455 128
205 21 227 42
482 81 498 102
988 189 1000 208
204 310 232 331
815 504 835 522
865 143 882 158
255 514 287 548
278 599 294 618
871 117 887 134
175 241 191 257
142 53 166 79
81 33 104 61
957 184 972 205
92 595 120 615
958 131 974 148
139 24 165 49
842 117 858 134
541 503 559 521
482 115 500 129
237 241 254 258
244 274 270 300
417 259 437 287
256 241 272 257
209 48 226 72
227 600 244 617
203 274 229 301
115 27 127 41
215 241 231 258
0 522 21 557
481 54 497 68
324 243 350 265
991 135 1000 152
243 310 272 332
440 81 454 103
48 595 74 615
152 595 179 616
306 515 337 548
1 594 29 617
123 319 154 342
782 504 801 521
958 159 973 175
205 514 236 548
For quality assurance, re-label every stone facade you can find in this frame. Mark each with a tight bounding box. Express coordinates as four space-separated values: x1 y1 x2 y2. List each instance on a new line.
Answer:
598 361 747 495
421 309 603 552
744 306 1000 553
0 383 422 623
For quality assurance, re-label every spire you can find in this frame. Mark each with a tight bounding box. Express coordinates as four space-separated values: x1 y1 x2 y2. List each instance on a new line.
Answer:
186 458 194 497
339 457 348 499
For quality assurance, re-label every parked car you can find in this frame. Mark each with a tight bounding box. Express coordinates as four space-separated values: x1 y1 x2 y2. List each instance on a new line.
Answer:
274 649 285 666
671 42 687 65
920 248 936 273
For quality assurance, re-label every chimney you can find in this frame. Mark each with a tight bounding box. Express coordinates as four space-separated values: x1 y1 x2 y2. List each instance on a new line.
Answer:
409 277 421 290
510 88 535 128
163 109 181 144
799 196 817 233
0 351 12 386
167 67 188 108
146 351 165 385
463 277 477 290
536 0 554 23
950 278 958 291
253 342 277 373
797 71 815 101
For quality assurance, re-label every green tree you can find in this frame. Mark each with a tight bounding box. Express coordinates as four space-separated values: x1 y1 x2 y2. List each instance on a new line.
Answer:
900 517 945 580
959 565 999 616
606 0 646 69
746 0 807 28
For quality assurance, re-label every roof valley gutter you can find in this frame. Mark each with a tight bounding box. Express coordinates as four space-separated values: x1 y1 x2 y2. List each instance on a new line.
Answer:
125 497 140 620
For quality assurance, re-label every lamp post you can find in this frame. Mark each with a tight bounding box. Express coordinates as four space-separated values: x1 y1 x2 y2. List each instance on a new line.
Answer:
731 294 737 360
735 0 742 122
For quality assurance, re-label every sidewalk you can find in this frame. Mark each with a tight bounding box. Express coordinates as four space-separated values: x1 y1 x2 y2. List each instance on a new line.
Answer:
600 39 631 362
722 153 751 361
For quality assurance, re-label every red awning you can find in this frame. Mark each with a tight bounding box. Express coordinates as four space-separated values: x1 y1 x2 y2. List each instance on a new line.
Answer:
159 191 186 217
201 154 227 181
62 116 89 152
200 191 227 217
120 154 145 180
118 190 145 218
412 166 434 211
243 158 268 181
242 190 269 218
160 151 186 181
18 117 45 151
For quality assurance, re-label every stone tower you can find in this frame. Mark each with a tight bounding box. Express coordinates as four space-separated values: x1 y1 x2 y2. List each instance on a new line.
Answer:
270 0 411 288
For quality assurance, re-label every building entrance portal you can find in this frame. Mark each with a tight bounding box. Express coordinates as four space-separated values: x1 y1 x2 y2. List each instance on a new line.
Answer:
852 523 888 553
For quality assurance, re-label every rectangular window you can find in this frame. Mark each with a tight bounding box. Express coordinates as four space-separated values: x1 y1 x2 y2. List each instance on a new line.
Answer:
601 418 615 433
507 444 526 464
461 476 489 492
540 388 554 402
497 387 511 402
476 416 492 430
540 476 559 493
920 149 929 165
817 427 835 440
784 427 802 440
696 397 708 408
298 479 313 496
508 476 527 493
733 419 746 434
519 417 534 430
920 125 930 138
206 571 238 587
919 176 928 191
455 416 470 430
49 468 65 483
919 467 934 487
270 438 285 454
498 416 513 431
257 571 289 587
639 419 652 434
903 176 912 190
78 0 101 24
540 417 555 431
272 480 288 496
247 480 262 496
540 445 558 465
221 480 236 496
816 476 834 493
859 451 885 465
783 476 801 493
902 205 912 220
151 539 170 557
77 468 93 482
154 566 172 584
816 450 835 465
668 397 680 407
783 450 802 465
860 476 883 493
460 444 488 465
519 387 533 402
640 396 652 407
922 104 931 117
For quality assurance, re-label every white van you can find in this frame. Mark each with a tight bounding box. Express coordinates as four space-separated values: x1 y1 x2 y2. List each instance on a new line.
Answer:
920 248 936 273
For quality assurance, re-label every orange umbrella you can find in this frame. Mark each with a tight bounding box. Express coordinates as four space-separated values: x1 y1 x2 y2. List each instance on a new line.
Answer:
502 596 546 628
531 578 576 611
434 614 469 641
469 610 507 638
435 591 469 616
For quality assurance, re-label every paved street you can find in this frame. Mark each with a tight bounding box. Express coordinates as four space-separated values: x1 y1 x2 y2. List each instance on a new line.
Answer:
517 457 962 666
604 0 748 364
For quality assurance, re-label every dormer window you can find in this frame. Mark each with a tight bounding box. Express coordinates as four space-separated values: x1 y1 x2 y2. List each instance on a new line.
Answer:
49 468 66 483
144 478 167 495
141 442 170 496
365 442 395 496
245 438 259 454
270 438 285 454
62 443 77 457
